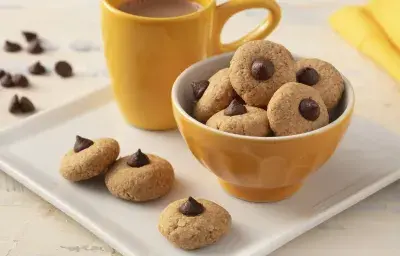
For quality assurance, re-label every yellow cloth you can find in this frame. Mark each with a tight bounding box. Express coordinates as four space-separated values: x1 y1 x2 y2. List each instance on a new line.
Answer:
329 0 400 82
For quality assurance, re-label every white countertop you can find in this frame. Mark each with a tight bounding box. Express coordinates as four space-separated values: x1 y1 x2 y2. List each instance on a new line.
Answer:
1 0 399 255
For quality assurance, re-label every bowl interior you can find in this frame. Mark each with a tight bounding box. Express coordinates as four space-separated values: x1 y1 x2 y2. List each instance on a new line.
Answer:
172 52 354 138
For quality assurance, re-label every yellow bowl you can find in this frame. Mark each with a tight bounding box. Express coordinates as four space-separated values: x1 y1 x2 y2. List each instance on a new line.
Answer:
171 52 355 202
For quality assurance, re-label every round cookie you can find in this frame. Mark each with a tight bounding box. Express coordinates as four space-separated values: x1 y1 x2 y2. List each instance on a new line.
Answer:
60 136 120 182
158 197 231 250
267 82 329 136
229 40 296 107
105 149 174 202
193 68 237 123
206 99 270 137
295 58 344 110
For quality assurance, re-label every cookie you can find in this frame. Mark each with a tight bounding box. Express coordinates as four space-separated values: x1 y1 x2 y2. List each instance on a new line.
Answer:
60 136 120 182
206 99 270 136
158 197 231 250
229 40 296 107
193 68 237 123
295 58 344 110
267 82 329 136
105 149 174 202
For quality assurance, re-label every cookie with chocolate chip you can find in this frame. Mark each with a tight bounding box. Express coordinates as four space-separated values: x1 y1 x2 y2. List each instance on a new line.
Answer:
206 99 270 136
105 149 174 202
296 58 344 110
267 82 329 136
229 40 296 107
59 136 120 182
158 197 231 250
193 68 238 123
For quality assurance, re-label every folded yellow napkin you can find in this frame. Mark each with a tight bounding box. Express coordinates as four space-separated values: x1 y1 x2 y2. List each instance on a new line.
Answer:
329 0 400 82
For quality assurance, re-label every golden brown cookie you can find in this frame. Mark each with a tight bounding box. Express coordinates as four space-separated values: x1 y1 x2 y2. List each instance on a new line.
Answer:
60 136 120 182
229 40 296 107
158 197 231 250
193 68 237 123
206 99 270 137
267 82 329 136
105 149 174 202
295 58 344 110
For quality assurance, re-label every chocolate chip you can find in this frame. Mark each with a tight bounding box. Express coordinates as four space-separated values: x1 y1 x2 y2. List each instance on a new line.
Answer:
19 96 36 113
127 149 150 168
29 61 46 75
27 40 44 54
22 31 38 42
1 73 15 88
179 197 205 216
0 69 5 79
191 80 209 100
224 99 247 116
296 67 320 86
4 41 22 52
55 61 73 78
251 58 275 81
12 74 29 88
299 98 320 121
8 95 21 114
74 135 94 153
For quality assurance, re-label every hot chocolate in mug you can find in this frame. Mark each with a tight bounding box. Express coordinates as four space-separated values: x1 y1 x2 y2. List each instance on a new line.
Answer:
101 0 281 130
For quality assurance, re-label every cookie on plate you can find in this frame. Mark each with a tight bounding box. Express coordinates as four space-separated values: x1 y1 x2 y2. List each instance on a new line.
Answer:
267 82 329 136
229 40 296 107
105 149 174 202
193 68 238 123
158 197 231 250
60 136 120 182
206 99 270 137
295 58 344 110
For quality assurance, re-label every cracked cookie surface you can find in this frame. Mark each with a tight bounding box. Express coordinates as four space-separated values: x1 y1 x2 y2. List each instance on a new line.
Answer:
158 198 231 250
206 105 270 137
229 40 296 107
60 138 119 182
105 154 174 202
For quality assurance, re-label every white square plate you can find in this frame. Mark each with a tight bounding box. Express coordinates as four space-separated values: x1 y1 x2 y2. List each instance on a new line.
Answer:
0 87 400 256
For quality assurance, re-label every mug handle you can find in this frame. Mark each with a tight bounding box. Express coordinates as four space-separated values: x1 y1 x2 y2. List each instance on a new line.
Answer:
212 0 281 54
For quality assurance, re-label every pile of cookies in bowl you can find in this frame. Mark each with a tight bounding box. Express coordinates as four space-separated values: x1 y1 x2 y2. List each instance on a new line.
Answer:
172 39 354 203
191 40 345 137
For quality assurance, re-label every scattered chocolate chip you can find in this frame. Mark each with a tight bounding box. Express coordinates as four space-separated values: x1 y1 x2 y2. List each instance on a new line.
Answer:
4 41 22 52
127 149 150 168
1 73 15 88
27 40 44 54
179 197 205 216
74 135 94 153
22 31 38 42
251 58 275 81
12 74 29 88
19 96 36 113
296 67 320 86
299 98 320 121
8 95 21 114
55 61 73 78
0 69 5 79
224 99 247 116
29 61 47 75
191 80 209 100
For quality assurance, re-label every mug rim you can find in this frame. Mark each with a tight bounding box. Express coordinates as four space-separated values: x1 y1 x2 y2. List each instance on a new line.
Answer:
102 0 215 22
171 51 356 142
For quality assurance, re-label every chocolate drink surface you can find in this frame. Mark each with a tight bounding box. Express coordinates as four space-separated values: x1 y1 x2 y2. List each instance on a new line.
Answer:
119 0 203 18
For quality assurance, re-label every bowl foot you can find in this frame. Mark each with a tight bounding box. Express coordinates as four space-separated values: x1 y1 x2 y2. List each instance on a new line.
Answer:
219 180 302 203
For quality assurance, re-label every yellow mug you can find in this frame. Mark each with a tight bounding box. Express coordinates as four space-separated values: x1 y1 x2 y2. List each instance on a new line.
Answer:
101 0 281 130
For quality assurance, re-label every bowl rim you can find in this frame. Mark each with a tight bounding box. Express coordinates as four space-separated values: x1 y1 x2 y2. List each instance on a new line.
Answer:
171 51 355 142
